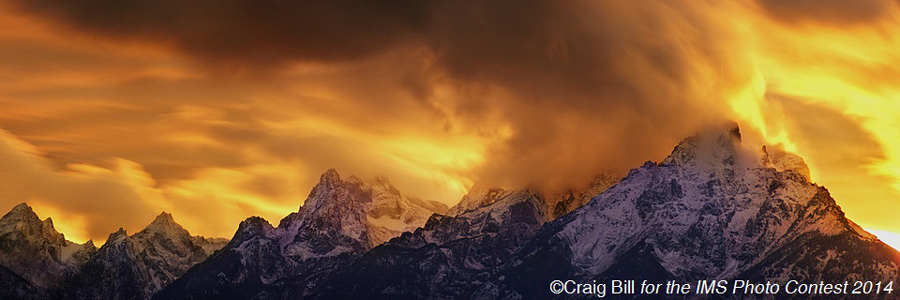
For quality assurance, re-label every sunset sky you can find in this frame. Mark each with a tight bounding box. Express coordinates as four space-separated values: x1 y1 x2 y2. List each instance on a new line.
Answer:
0 0 898 250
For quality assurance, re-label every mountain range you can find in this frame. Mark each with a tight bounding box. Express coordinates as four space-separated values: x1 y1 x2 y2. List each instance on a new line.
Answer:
0 123 897 299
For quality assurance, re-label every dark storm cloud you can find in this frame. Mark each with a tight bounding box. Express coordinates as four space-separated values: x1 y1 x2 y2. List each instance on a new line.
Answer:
11 0 431 64
7 0 744 192
422 0 742 190
756 0 897 25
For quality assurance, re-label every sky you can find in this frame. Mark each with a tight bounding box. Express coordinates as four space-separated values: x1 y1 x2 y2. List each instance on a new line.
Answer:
0 0 898 250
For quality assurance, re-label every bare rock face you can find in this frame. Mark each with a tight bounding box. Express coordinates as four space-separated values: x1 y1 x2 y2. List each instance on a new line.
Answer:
65 212 227 300
0 203 95 288
0 204 226 300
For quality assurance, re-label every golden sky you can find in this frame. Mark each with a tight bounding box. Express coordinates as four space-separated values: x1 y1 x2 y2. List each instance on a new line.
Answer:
0 0 898 250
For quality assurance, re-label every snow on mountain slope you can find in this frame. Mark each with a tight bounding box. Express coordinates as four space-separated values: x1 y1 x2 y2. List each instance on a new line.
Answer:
491 123 900 298
413 188 548 247
154 169 446 299
312 184 553 299
0 203 95 288
277 170 446 258
553 124 882 277
366 176 449 246
311 164 622 298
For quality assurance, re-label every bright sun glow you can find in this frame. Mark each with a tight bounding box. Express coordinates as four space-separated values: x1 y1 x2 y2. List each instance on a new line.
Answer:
867 229 900 252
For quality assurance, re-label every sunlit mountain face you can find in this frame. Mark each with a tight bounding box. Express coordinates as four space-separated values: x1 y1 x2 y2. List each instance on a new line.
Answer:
0 0 897 252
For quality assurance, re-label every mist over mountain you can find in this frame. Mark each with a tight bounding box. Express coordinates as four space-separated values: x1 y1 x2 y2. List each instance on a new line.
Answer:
308 124 900 299
489 124 900 298
0 125 897 299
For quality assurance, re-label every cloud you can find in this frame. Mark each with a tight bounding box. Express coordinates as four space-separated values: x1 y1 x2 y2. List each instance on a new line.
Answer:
774 96 900 226
405 1 753 190
2 0 900 240
755 0 897 25
9 0 431 66
0 0 870 191
0 129 163 243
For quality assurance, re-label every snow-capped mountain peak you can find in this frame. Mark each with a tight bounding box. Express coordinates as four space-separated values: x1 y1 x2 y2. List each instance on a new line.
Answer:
137 212 193 243
149 211 175 226
281 169 450 257
488 124 899 298
154 169 449 299
660 122 749 168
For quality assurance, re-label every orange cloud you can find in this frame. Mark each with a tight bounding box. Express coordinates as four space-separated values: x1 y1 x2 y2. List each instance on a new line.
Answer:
0 0 898 243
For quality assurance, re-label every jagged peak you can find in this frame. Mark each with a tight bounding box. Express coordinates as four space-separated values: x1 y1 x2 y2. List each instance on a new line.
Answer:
40 217 64 240
9 202 34 214
141 211 183 232
727 121 742 141
234 216 274 238
661 122 744 167
1 202 43 231
2 202 40 222
304 169 347 210
149 211 176 226
0 203 71 246
135 211 193 243
107 227 128 243
229 217 275 247
320 168 342 184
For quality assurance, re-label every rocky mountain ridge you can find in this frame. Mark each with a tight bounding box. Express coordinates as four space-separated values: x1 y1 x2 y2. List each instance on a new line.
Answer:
0 203 96 288
0 203 227 300
153 169 449 299
1 124 897 299
488 124 900 298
